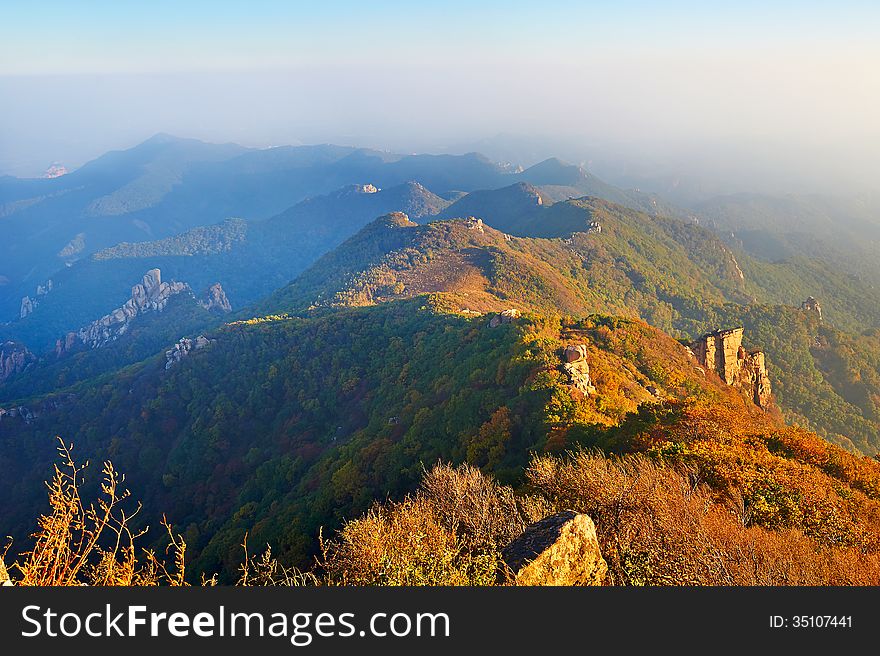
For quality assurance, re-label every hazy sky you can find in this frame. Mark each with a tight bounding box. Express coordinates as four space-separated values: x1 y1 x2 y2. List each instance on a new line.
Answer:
1 1 878 196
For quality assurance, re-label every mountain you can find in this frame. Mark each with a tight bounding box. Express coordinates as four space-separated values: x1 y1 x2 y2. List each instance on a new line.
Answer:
515 158 685 217
435 182 550 232
0 139 676 323
0 135 248 313
4 141 880 586
0 182 448 350
6 181 880 454
258 208 880 454
4 191 880 584
694 192 880 285
260 201 751 320
0 288 775 577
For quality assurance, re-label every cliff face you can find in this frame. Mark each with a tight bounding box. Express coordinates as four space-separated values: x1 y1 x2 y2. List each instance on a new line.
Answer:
56 268 190 353
690 327 772 408
199 283 232 313
0 341 35 382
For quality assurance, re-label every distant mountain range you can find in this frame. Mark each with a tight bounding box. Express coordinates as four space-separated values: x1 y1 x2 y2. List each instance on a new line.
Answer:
0 134 668 321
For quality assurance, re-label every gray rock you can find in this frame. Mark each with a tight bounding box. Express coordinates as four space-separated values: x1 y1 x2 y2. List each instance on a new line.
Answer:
1 341 35 382
165 334 214 369
199 282 232 313
70 269 192 350
489 308 521 328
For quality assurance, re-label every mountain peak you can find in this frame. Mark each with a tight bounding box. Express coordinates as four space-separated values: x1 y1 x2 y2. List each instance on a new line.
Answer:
142 132 186 145
520 157 586 186
375 211 417 229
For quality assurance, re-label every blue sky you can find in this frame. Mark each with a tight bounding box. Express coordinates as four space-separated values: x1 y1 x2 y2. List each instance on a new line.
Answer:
1 1 878 193
4 1 878 75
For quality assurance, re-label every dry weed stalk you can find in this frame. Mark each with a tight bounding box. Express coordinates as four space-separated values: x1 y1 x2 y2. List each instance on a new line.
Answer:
10 438 187 586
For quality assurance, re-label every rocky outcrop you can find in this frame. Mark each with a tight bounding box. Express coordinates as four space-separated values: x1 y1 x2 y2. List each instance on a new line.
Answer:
165 335 213 369
54 332 79 357
562 344 596 395
57 268 190 353
801 297 822 321
199 283 232 313
0 341 35 382
43 163 68 179
489 308 521 328
0 394 72 425
690 327 772 408
467 216 485 233
0 405 36 424
36 279 53 296
20 295 34 319
501 511 607 586
742 349 773 408
691 327 744 385
18 279 54 319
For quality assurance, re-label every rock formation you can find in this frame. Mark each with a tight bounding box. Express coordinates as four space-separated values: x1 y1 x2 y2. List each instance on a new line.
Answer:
19 296 34 319
466 216 485 233
43 163 68 179
501 511 607 586
0 405 36 424
690 327 772 408
165 335 213 369
742 349 773 409
0 341 35 382
562 344 596 395
199 283 232 313
801 297 822 321
18 279 55 319
36 279 53 296
489 308 521 328
56 268 190 353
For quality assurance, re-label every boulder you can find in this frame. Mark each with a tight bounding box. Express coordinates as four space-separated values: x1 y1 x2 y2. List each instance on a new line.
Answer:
489 308 521 328
502 511 607 586
562 344 595 395
563 344 588 363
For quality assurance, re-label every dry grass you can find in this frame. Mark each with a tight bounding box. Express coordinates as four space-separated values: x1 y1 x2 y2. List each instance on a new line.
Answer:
528 450 880 585
237 535 318 586
7 441 880 586
319 496 499 586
